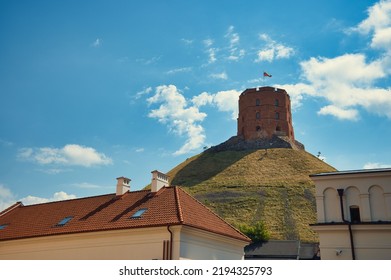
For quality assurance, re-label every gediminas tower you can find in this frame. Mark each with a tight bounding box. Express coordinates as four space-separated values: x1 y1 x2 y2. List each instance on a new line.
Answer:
237 86 295 141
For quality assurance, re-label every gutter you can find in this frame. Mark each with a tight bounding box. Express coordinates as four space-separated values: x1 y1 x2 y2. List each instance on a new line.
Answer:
167 226 173 260
337 189 356 260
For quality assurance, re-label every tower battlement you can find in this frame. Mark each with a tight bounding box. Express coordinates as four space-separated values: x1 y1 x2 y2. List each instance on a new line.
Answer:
237 86 295 141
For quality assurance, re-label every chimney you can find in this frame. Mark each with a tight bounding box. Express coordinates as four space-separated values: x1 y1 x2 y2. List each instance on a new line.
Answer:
116 176 131 196
151 170 169 192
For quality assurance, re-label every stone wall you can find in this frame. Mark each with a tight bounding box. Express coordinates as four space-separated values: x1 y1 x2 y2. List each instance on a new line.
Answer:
208 135 305 152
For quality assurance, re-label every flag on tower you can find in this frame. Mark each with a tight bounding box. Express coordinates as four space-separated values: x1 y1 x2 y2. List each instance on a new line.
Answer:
263 71 272 77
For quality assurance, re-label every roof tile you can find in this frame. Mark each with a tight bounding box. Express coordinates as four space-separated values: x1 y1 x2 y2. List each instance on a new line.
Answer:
0 187 249 242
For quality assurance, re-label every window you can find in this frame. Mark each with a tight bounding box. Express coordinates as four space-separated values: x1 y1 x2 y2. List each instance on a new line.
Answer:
275 99 279 106
256 126 261 131
256 99 260 106
276 126 281 131
275 112 280 120
256 112 260 119
56 216 73 226
350 206 361 223
0 224 8 230
131 208 148 218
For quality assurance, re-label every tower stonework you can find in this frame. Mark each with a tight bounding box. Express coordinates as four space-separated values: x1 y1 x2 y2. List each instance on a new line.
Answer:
237 86 295 141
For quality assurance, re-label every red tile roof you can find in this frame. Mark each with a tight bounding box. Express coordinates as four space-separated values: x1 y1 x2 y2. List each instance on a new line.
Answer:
0 187 250 242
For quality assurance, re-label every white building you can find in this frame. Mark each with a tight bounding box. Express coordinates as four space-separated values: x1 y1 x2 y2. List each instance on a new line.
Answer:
0 171 250 260
310 168 391 260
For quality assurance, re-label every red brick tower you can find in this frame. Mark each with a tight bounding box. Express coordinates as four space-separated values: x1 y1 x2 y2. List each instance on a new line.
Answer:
237 86 295 141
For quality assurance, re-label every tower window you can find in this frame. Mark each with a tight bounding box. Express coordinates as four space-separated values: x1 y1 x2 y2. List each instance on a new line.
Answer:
256 126 261 131
256 112 260 119
275 99 279 107
275 112 280 120
256 99 260 106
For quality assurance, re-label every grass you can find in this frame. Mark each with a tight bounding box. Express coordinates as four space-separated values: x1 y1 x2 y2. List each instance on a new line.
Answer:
165 148 336 242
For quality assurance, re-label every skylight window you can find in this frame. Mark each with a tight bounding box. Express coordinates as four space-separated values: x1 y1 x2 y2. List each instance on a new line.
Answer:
131 208 147 218
56 216 73 226
0 224 8 230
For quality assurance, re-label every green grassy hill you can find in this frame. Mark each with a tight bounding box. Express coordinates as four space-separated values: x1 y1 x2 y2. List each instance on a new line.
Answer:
166 148 336 242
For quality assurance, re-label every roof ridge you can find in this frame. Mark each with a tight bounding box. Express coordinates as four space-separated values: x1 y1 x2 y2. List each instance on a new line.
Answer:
18 193 114 208
16 189 152 208
173 186 184 223
176 187 250 241
0 201 23 217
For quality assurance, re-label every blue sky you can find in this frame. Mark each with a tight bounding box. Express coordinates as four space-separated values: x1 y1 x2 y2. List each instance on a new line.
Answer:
1 0 391 210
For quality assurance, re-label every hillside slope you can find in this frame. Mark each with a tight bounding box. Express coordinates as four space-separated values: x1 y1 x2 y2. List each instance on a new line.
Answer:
166 148 336 242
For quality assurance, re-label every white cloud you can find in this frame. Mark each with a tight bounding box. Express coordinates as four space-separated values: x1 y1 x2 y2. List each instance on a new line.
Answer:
0 184 77 211
135 148 145 153
353 0 391 52
226 26 240 46
203 39 213 47
203 39 217 64
166 67 192 75
135 87 153 99
146 86 245 155
301 54 384 86
0 185 13 199
225 26 245 61
91 38 102 47
256 49 275 62
18 144 112 167
181 38 193 45
355 0 391 34
0 138 13 147
21 192 77 206
173 124 205 156
0 184 15 211
371 26 391 49
191 92 214 107
273 83 314 110
318 105 359 121
136 56 161 65
213 90 241 119
278 52 391 120
38 168 71 174
147 85 207 155
210 72 228 80
255 33 295 62
363 162 391 169
192 89 241 120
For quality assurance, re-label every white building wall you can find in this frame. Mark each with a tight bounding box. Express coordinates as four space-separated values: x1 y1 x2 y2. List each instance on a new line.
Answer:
0 225 247 260
311 169 391 260
179 227 247 260
0 227 170 260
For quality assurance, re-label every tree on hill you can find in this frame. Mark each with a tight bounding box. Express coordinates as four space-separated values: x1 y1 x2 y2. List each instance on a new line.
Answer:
237 221 270 243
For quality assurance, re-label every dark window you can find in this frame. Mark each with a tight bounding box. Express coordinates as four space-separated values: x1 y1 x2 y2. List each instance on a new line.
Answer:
256 99 260 106
0 224 8 230
131 208 148 218
275 112 280 120
256 112 260 119
275 99 279 106
276 126 281 131
56 216 73 227
350 206 361 223
256 126 261 131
